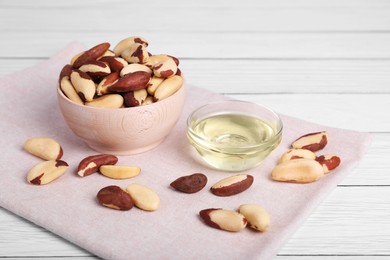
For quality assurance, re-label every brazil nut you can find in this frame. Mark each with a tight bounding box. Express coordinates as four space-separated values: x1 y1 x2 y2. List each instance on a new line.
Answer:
108 71 151 92
153 57 177 78
272 158 324 183
85 94 124 109
291 131 328 152
73 42 110 68
113 36 149 56
99 56 128 72
316 154 341 173
27 160 69 185
79 61 111 80
97 185 134 211
153 75 183 101
210 174 254 196
199 208 247 232
70 69 96 102
121 43 149 64
77 154 118 177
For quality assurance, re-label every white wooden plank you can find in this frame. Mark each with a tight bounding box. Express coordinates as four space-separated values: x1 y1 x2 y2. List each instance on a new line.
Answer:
1 258 97 260
2 258 97 260
276 257 390 259
1 59 389 94
1 253 388 258
279 186 390 255
1 186 389 257
3 0 390 8
0 207 92 257
1 32 390 59
0 59 42 77
181 60 390 93
2 256 389 259
1 0 390 32
340 133 390 186
229 94 390 132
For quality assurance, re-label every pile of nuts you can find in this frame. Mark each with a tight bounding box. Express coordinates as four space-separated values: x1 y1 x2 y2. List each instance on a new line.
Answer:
77 154 140 179
97 184 160 212
271 131 341 183
170 173 270 232
23 137 270 232
59 36 184 108
23 137 159 212
199 205 270 232
170 173 254 196
24 131 341 232
24 137 68 185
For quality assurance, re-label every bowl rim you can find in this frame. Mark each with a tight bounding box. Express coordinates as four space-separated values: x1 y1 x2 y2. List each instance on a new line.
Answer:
57 82 186 111
186 99 283 151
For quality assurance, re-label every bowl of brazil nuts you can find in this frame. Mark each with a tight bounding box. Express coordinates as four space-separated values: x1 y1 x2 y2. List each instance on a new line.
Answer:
57 36 185 155
187 100 283 171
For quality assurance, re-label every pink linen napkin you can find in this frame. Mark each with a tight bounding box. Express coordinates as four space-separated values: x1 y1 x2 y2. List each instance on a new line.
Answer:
0 43 372 259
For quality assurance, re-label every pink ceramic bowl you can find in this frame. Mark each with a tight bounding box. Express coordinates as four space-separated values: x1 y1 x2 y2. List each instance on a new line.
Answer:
57 85 185 155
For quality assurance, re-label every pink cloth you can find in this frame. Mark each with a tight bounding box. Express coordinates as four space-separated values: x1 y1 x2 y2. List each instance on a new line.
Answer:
0 43 372 259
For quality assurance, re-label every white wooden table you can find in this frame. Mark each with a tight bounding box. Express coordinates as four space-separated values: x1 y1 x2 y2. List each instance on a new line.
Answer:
1 0 389 259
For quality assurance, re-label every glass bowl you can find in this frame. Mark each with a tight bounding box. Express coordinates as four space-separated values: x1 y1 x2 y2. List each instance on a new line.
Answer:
186 100 283 172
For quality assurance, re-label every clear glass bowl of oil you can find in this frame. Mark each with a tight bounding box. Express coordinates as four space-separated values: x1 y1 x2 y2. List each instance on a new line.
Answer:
187 100 283 172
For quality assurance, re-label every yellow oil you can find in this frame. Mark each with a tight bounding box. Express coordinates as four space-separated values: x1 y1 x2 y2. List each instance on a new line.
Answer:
187 113 281 171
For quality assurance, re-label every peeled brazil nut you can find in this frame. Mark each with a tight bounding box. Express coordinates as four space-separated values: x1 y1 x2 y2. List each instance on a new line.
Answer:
145 54 177 68
121 43 149 64
85 94 124 109
96 71 120 96
142 96 154 106
291 131 328 152
167 55 180 66
73 42 110 68
27 160 68 185
60 77 84 105
99 56 128 72
133 89 148 104
199 208 247 232
108 71 151 92
79 61 111 81
238 204 270 232
123 91 139 107
99 165 141 179
153 57 177 78
278 148 316 164
123 89 148 107
113 36 149 56
210 174 254 196
70 69 96 102
120 64 152 77
126 183 160 211
97 185 134 211
146 76 164 95
271 158 324 183
316 154 341 173
24 137 63 160
99 49 115 58
58 64 73 83
77 154 118 177
153 75 183 101
170 173 208 194
70 51 84 66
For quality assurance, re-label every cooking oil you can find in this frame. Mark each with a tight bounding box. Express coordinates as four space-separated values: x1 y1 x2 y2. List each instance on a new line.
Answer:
187 113 282 171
